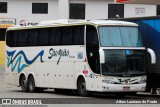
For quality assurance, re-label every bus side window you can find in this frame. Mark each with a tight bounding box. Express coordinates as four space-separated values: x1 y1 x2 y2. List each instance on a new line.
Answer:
38 28 49 46
0 28 6 41
60 26 73 45
49 27 60 45
17 30 27 47
73 26 84 45
12 31 18 47
6 31 13 47
86 25 100 74
27 29 38 46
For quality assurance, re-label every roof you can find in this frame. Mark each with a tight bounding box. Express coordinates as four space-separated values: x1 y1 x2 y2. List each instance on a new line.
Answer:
8 19 138 30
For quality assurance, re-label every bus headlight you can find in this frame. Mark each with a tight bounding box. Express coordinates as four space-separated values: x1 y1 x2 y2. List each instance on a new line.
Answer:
102 79 114 84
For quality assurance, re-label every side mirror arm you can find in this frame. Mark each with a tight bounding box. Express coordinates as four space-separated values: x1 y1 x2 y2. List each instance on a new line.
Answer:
147 48 156 64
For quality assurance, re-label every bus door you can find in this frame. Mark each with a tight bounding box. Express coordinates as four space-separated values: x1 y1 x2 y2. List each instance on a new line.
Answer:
86 25 100 91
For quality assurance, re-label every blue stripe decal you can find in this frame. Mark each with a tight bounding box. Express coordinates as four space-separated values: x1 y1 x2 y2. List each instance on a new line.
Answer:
7 50 44 73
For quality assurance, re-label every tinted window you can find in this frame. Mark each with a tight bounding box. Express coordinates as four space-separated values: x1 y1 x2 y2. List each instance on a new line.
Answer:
6 31 13 47
6 26 85 47
49 26 84 45
32 3 48 14
61 27 73 45
86 25 98 45
49 28 60 45
38 28 49 46
73 26 84 45
17 30 27 47
0 2 7 13
69 4 85 19
28 29 38 46
0 29 6 41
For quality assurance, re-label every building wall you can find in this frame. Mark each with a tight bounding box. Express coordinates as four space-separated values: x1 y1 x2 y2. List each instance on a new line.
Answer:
0 0 158 24
124 4 156 18
0 0 58 25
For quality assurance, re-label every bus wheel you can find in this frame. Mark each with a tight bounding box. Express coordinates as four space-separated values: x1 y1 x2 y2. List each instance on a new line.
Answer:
77 78 90 97
28 76 36 93
20 76 28 92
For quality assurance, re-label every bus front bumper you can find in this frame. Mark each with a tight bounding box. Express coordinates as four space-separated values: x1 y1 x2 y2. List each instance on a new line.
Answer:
98 83 146 92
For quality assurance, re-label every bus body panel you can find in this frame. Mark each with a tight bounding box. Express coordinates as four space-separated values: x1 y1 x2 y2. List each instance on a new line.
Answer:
6 45 85 89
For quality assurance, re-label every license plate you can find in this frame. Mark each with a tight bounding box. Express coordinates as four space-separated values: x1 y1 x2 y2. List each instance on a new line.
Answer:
123 86 130 90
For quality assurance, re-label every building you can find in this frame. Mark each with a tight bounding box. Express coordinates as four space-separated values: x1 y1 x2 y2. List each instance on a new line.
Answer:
0 0 160 25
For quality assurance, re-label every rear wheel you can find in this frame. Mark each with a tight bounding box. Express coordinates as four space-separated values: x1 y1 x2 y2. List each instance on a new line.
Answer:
77 78 90 97
20 76 28 92
28 76 36 93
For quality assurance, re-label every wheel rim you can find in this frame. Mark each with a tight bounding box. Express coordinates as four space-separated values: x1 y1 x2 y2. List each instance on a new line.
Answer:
80 81 86 94
29 79 34 91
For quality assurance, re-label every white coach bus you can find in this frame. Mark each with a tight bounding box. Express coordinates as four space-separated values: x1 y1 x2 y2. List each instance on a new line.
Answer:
5 19 156 96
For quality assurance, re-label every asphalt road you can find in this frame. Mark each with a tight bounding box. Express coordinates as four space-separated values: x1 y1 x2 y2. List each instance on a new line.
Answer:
0 81 160 103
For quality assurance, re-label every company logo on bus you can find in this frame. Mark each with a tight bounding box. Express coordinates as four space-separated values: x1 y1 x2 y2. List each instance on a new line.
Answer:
48 48 70 65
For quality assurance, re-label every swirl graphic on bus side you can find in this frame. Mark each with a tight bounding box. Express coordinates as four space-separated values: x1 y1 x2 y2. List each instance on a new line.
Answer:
7 50 44 73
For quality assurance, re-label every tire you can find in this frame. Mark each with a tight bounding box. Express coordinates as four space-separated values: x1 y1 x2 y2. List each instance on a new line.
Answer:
77 78 90 97
20 76 28 92
28 76 36 93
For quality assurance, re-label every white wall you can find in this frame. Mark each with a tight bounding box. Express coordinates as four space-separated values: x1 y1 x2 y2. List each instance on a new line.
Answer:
124 4 156 18
0 0 158 25
0 0 58 25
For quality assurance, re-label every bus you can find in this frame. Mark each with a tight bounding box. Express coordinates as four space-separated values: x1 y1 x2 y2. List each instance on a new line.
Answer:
5 19 155 96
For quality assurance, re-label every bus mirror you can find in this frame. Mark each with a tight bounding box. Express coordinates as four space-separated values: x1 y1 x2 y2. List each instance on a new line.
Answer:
147 48 156 64
99 48 105 64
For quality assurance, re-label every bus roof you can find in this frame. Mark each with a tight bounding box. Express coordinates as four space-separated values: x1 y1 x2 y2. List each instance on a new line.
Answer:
7 19 138 30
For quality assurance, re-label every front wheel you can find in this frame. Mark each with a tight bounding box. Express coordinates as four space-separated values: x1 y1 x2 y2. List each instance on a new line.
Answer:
77 78 90 97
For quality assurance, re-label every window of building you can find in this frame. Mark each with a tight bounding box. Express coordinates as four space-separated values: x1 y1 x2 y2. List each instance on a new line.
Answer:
32 3 48 14
69 3 85 19
108 4 124 18
0 2 7 13
157 5 160 15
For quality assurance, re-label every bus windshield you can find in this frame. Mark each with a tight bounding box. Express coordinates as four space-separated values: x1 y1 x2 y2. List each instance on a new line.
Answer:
101 50 146 76
98 26 143 47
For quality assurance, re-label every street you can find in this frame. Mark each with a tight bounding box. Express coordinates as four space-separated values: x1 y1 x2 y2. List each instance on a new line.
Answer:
0 82 160 104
